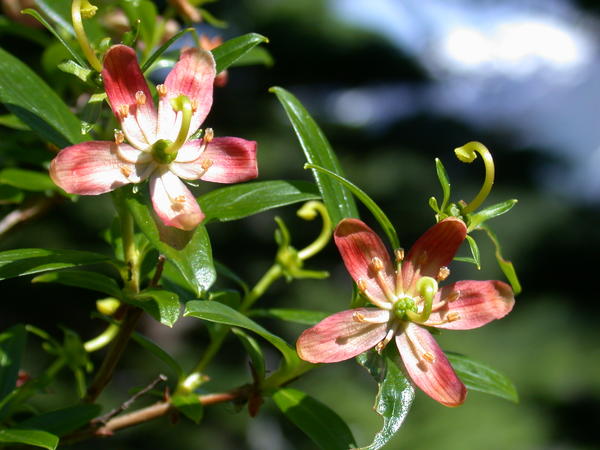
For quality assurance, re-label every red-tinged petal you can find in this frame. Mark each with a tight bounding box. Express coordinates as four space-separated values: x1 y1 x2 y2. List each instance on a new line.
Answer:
103 45 157 148
50 141 151 195
424 280 515 330
296 308 390 363
334 219 395 306
402 218 467 293
149 170 204 230
157 48 215 141
396 322 466 407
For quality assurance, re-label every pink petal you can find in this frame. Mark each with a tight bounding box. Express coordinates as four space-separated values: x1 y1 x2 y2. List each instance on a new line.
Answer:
103 45 157 148
396 322 466 407
171 137 258 182
50 141 150 195
157 48 215 141
334 219 395 306
424 280 514 330
149 170 204 230
402 218 467 293
296 308 390 363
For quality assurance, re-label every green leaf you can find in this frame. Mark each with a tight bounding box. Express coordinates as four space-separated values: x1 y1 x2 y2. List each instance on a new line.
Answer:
16 404 101 436
32 271 122 298
184 300 298 367
468 199 518 230
249 308 328 326
231 328 266 381
447 352 518 403
479 225 522 295
133 288 180 327
171 393 203 424
120 0 158 51
131 332 184 379
0 428 58 449
0 325 26 402
0 114 30 131
273 388 356 450
0 169 56 192
270 87 359 226
0 46 85 147
35 0 103 41
212 33 269 73
141 28 194 73
199 180 321 223
304 164 399 249
435 158 451 212
0 248 111 281
119 187 216 296
356 351 415 450
454 234 481 269
230 46 274 68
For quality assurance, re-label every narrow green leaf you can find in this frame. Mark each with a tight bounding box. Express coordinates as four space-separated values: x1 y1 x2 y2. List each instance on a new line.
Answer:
305 164 399 249
0 428 58 449
249 308 328 326
356 351 415 450
0 325 26 402
171 393 203 424
479 225 522 295
0 114 30 131
35 0 103 41
212 33 269 73
131 332 184 379
141 28 194 73
447 352 518 403
0 169 56 192
0 248 111 281
184 300 298 367
119 187 216 296
120 0 158 51
133 288 180 327
199 180 320 223
17 404 101 436
0 47 85 147
464 235 481 269
32 271 122 299
273 388 356 450
232 328 266 381
271 87 359 226
468 199 518 230
435 158 451 212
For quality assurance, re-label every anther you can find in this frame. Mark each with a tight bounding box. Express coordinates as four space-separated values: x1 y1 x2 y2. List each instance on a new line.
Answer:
357 279 368 292
395 248 405 262
114 130 125 145
446 312 460 322
422 352 435 363
117 104 130 119
352 312 366 322
191 99 198 112
447 290 460 303
437 266 450 282
203 128 214 143
174 195 186 203
120 166 131 177
157 84 167 97
201 159 213 170
371 257 384 272
135 91 146 105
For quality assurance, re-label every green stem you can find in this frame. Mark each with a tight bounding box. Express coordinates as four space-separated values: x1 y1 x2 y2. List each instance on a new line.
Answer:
71 0 102 72
84 324 119 353
240 264 283 313
454 141 495 214
296 201 332 261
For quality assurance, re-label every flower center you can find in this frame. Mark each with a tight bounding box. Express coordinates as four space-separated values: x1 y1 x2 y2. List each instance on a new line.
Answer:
392 295 417 320
151 139 177 164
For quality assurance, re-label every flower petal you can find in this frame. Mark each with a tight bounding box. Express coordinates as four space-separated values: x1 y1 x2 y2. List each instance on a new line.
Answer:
103 45 157 148
149 170 204 230
50 141 150 195
296 308 390 363
402 218 467 293
396 322 466 407
334 219 395 306
424 280 514 330
157 48 215 141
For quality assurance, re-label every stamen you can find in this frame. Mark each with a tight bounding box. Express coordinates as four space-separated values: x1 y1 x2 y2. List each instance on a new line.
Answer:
371 257 384 272
356 279 368 293
117 104 130 120
370 257 397 303
201 159 213 170
437 266 450 282
394 248 405 262
157 84 167 97
191 99 198 112
120 166 132 178
375 327 396 353
174 195 186 203
135 91 146 105
114 130 125 145
422 352 435 363
203 128 214 143
404 324 436 368
352 311 366 322
446 312 460 322
446 290 460 302
355 278 393 310
352 311 390 324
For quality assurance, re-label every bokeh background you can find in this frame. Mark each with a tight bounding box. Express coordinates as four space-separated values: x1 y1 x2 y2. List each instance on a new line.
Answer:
2 0 600 448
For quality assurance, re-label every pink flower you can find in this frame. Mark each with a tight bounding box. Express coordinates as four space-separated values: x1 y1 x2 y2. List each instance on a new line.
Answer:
50 45 258 230
296 218 514 407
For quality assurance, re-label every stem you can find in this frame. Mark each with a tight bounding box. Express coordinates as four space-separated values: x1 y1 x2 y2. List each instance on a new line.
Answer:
296 201 332 261
71 0 102 72
84 324 119 353
454 141 495 214
240 264 283 313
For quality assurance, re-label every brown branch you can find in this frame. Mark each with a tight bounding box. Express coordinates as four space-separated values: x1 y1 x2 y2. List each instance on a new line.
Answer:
0 195 56 238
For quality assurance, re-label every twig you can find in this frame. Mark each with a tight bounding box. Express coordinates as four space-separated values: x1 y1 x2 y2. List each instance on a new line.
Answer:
150 255 166 288
0 196 56 238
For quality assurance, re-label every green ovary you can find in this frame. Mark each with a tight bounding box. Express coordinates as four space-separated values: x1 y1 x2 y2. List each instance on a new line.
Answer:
393 296 417 320
151 139 177 164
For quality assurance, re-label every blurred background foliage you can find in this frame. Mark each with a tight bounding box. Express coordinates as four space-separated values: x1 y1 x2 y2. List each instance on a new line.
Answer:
1 0 600 448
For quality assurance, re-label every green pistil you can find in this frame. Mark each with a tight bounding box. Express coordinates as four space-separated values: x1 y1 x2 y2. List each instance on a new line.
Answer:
454 141 495 214
405 276 438 323
164 95 193 156
151 139 177 164
393 296 417 320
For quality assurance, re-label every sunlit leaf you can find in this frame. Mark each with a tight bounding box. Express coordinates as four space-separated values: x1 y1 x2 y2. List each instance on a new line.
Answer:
132 288 180 327
171 393 203 424
212 33 269 73
0 428 58 449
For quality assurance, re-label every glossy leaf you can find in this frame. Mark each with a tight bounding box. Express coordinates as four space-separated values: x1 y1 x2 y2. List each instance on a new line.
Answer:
131 332 184 379
0 325 26 402
0 114 29 130
17 404 101 436
273 388 356 450
133 288 180 328
199 180 320 223
32 271 122 298
468 199 518 231
184 300 298 367
0 169 56 192
119 187 216 296
0 248 112 281
356 351 415 450
35 0 103 41
435 158 451 212
0 46 84 147
212 33 269 73
447 352 518 403
0 428 58 449
171 393 204 424
120 0 158 51
249 308 328 326
141 28 194 73
454 235 481 268
232 328 266 381
480 224 522 295
271 87 359 226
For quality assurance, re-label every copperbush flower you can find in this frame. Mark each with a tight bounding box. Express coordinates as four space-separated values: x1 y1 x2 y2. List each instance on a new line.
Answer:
296 217 514 406
50 45 258 230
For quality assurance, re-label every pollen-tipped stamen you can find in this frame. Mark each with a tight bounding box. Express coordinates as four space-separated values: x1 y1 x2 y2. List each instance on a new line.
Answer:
370 257 397 303
437 266 450 282
394 248 405 296
352 311 389 324
375 325 398 353
425 311 461 326
356 278 393 310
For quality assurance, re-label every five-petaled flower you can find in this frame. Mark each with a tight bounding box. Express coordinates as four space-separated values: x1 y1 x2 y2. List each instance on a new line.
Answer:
50 44 258 230
296 217 514 407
